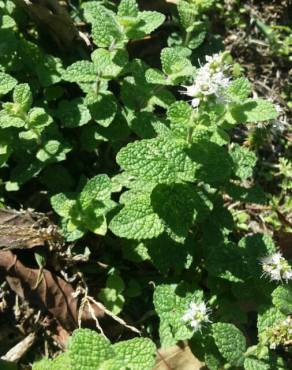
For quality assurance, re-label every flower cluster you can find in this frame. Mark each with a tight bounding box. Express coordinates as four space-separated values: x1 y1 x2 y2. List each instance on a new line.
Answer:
266 316 292 350
182 300 211 332
260 252 292 283
182 54 231 108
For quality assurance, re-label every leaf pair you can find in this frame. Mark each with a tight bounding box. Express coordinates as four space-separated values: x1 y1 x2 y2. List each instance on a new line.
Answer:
51 174 114 241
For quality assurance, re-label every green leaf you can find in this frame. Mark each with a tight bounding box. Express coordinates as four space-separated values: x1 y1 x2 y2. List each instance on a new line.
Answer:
79 174 111 209
0 71 17 95
113 338 156 370
177 1 197 30
51 193 76 218
167 101 194 127
0 110 25 128
117 137 197 184
151 183 204 239
50 353 71 370
86 93 117 127
0 132 12 166
68 329 114 370
137 11 165 35
146 234 190 274
118 0 139 17
204 238 248 283
227 77 251 101
244 357 270 370
188 141 232 184
145 68 170 85
63 61 97 83
13 83 32 112
225 183 266 205
123 240 150 262
272 285 292 315
98 286 125 315
28 107 53 129
56 98 91 128
32 358 53 370
129 111 167 139
146 48 195 85
230 144 257 180
231 99 278 123
212 323 246 366
36 140 71 162
91 49 128 79
161 47 194 81
110 193 164 240
90 5 124 47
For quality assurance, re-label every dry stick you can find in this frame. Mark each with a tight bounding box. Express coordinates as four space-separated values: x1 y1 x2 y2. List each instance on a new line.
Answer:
87 296 141 335
1 333 36 362
86 300 106 338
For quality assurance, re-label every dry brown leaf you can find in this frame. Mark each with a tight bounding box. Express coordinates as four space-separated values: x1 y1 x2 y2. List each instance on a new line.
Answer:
154 344 205 370
0 251 104 334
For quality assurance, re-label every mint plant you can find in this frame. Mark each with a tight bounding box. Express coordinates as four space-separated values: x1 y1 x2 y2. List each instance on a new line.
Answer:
0 0 291 369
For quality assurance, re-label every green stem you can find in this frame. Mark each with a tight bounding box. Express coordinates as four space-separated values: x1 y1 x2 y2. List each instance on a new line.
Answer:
187 126 194 144
184 30 192 47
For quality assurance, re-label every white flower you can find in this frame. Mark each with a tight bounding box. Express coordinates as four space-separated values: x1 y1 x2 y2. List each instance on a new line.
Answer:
275 104 282 114
260 252 292 283
181 53 231 107
182 301 211 332
205 54 220 63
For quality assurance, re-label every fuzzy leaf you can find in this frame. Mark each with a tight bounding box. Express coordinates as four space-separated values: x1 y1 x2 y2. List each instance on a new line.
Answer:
212 323 246 366
63 61 97 83
28 107 53 128
188 141 232 184
244 358 270 370
90 5 124 47
79 174 111 209
0 110 25 128
231 99 278 123
0 71 17 95
86 93 117 127
110 193 164 240
167 101 193 127
138 11 165 35
36 140 71 163
118 0 139 17
50 193 76 218
13 83 32 112
117 137 197 184
227 77 251 101
161 47 194 79
145 68 170 85
91 49 128 78
272 285 292 315
113 338 156 370
56 98 91 128
68 329 114 370
151 183 208 239
230 144 257 180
